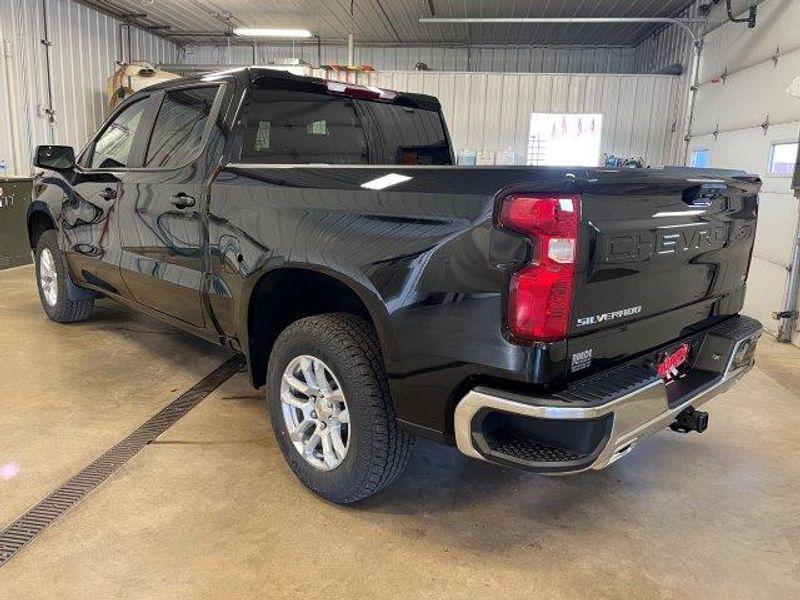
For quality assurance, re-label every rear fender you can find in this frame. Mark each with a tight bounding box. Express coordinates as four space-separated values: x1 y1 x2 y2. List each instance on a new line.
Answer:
238 258 396 383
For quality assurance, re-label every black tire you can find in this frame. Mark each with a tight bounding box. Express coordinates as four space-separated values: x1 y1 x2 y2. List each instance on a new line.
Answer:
35 230 93 323
267 313 413 504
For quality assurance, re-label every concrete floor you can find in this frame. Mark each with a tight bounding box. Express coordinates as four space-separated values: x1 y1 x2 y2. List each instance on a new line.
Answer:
1 264 799 599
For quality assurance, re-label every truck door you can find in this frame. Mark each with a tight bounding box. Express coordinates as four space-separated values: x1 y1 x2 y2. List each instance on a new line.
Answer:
117 84 226 328
65 94 156 295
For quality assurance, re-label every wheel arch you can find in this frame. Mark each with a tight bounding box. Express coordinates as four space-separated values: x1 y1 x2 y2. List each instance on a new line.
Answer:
242 265 395 388
27 203 56 249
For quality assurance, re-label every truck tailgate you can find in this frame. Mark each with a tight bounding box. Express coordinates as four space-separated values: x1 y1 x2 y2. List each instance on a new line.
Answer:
567 168 760 376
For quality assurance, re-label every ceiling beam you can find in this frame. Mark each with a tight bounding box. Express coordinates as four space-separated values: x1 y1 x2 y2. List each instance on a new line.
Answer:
418 16 704 43
73 0 178 45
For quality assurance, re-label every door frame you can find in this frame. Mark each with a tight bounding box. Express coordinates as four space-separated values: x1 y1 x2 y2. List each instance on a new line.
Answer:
109 81 230 332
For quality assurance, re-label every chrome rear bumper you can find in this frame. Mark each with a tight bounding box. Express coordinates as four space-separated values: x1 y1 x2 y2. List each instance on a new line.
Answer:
454 316 762 473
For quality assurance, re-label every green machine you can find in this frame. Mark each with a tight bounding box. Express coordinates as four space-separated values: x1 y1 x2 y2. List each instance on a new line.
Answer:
0 177 33 270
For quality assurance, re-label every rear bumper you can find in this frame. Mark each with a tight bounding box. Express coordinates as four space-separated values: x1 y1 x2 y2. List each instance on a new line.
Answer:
454 315 762 473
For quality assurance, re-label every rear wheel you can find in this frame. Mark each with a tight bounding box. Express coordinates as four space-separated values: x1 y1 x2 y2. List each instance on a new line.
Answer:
267 313 413 504
35 230 93 323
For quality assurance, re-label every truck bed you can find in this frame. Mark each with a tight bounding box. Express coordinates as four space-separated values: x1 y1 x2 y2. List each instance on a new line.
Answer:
208 163 760 440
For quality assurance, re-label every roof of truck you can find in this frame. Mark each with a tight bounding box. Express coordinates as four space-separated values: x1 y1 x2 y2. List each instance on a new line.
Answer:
147 66 442 110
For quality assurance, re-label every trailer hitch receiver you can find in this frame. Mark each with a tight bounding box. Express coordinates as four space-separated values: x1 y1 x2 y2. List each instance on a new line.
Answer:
670 406 709 434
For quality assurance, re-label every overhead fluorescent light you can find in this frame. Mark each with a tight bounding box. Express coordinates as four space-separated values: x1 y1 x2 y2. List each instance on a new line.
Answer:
233 28 313 38
361 173 412 190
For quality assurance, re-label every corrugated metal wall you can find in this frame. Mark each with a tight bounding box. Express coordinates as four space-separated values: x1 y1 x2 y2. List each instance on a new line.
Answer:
631 3 699 166
348 71 681 167
633 4 697 75
0 0 177 176
181 43 638 74
634 23 693 75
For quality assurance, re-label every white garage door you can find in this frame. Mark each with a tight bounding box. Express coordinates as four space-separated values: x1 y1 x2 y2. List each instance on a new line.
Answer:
687 0 800 344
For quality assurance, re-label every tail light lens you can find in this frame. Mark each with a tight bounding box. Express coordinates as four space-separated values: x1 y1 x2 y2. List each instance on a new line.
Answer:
498 194 581 342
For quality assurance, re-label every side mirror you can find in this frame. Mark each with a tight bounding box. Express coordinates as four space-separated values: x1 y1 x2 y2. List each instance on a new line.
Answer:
34 145 76 171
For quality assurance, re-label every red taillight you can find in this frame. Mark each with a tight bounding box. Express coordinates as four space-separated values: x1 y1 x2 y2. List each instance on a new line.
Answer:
499 194 581 342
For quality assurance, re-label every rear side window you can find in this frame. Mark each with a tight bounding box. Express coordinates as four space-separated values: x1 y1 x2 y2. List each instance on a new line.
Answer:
240 89 366 164
145 86 219 168
239 87 451 165
90 98 148 169
356 101 451 165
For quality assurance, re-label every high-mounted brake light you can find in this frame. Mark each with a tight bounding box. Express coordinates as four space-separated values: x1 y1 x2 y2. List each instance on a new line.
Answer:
498 194 581 342
325 81 398 101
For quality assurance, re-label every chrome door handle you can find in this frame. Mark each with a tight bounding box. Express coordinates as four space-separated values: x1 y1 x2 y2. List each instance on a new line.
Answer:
170 193 196 209
98 187 117 201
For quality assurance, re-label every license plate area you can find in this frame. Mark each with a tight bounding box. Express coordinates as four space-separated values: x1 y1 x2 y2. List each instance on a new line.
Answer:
655 342 692 382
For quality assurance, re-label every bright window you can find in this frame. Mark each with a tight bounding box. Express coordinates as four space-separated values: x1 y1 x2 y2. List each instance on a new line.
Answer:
527 113 603 167
306 120 328 135
691 148 710 168
768 142 798 176
255 121 271 150
90 98 148 169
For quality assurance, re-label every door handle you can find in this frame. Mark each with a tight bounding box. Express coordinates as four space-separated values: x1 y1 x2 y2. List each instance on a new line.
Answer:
170 193 196 209
98 187 117 201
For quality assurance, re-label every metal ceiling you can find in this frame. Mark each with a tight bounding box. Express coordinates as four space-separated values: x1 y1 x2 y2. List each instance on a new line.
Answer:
80 0 696 47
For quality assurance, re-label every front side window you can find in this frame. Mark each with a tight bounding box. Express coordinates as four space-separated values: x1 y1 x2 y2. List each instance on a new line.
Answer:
90 98 148 169
145 86 219 168
239 86 450 165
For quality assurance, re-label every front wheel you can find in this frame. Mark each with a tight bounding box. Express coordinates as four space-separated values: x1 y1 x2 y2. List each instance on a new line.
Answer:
267 313 413 504
35 230 93 323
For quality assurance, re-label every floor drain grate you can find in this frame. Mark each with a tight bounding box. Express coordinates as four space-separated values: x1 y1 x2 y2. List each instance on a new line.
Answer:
0 354 245 568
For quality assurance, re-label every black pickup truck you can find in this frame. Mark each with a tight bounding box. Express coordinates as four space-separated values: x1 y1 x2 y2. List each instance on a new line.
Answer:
28 68 762 503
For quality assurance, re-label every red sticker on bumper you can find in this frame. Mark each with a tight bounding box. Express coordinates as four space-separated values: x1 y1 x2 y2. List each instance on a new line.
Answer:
657 343 691 380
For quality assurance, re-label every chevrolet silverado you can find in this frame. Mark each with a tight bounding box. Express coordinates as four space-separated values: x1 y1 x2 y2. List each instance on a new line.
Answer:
27 68 762 503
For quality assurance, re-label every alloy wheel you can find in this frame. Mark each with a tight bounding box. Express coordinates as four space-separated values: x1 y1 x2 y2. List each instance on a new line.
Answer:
39 248 58 307
280 355 350 471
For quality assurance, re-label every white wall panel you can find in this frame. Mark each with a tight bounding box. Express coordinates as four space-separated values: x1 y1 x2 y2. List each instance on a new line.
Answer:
0 0 177 176
367 71 680 168
179 43 638 74
692 48 800 137
698 0 798 84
